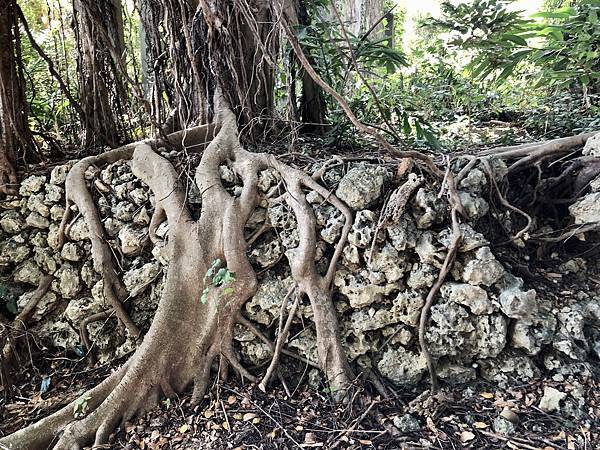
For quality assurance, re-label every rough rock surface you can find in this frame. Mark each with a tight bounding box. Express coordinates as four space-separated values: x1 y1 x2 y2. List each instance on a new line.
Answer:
0 154 598 389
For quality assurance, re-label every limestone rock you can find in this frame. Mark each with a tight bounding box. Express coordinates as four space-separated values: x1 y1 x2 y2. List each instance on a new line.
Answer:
34 247 58 273
438 223 488 252
442 283 495 315
480 352 539 385
391 290 425 326
582 132 600 157
118 225 148 256
387 217 418 251
499 286 538 320
334 268 398 308
320 212 345 244
0 239 30 267
348 210 376 248
61 242 83 262
368 243 407 283
50 205 65 221
511 312 556 355
123 262 161 297
245 276 295 325
50 164 71 185
17 290 58 322
56 264 81 298
44 184 63 204
68 217 89 241
27 194 50 217
539 386 566 412
393 414 420 433
377 347 427 386
249 236 283 268
13 260 43 285
458 191 489 220
19 175 46 196
26 212 50 229
569 193 600 224
407 263 436 289
335 164 389 210
412 188 445 229
0 210 24 234
461 247 505 286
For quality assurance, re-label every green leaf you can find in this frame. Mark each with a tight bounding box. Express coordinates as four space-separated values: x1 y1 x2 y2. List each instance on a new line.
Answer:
200 287 210 304
222 287 234 296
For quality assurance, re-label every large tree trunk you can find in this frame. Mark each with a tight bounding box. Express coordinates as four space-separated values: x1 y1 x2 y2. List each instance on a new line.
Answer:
72 0 128 148
0 0 36 195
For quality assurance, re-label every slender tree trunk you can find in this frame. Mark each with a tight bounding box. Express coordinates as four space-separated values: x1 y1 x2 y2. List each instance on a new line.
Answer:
72 0 128 148
0 0 36 195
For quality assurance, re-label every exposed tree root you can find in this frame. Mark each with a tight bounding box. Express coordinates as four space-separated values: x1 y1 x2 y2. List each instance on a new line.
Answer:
0 107 355 448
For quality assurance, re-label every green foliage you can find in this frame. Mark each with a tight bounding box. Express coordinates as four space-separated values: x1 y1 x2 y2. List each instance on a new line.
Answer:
200 259 236 304
73 394 91 419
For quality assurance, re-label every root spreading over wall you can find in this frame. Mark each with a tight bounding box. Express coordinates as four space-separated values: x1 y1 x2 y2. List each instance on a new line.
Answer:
0 114 599 449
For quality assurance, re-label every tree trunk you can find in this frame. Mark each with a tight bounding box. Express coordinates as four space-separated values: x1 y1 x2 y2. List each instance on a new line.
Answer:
72 0 128 148
0 0 36 195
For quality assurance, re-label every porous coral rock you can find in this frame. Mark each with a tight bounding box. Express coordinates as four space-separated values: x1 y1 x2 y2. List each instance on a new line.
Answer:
68 217 90 241
13 260 43 285
412 188 445 229
334 268 399 308
569 192 600 224
25 212 50 229
479 351 539 385
19 175 46 196
61 242 83 262
377 347 427 386
458 191 489 221
390 290 425 326
245 275 295 325
387 216 418 251
348 210 377 248
0 239 30 267
118 225 148 256
511 312 556 355
27 193 50 217
0 210 24 234
461 247 505 286
249 236 283 268
442 282 495 315
368 243 407 283
17 290 58 322
335 164 389 210
407 263 437 289
55 263 81 298
438 223 488 252
123 262 161 297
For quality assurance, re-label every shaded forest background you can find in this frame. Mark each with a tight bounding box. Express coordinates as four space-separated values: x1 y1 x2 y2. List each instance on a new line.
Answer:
1 0 599 190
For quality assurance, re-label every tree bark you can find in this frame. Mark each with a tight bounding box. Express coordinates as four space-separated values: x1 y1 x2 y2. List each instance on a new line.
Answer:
0 0 36 195
72 0 128 148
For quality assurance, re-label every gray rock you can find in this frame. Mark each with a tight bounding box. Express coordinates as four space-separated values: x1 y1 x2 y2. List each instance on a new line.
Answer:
480 352 539 384
47 224 61 250
68 217 89 241
569 192 600 224
437 363 476 383
348 210 377 248
44 184 63 204
582 132 600 157
412 188 445 229
539 386 566 412
123 262 161 297
377 347 427 386
499 286 537 320
118 225 148 256
393 414 420 433
64 296 105 326
50 205 65 221
458 167 486 193
334 268 398 308
34 247 58 273
289 328 318 363
407 263 436 289
19 175 46 196
103 217 124 237
50 164 72 185
462 247 505 286
112 201 136 222
335 164 389 210
245 275 295 325
17 290 58 322
438 223 488 252
56 264 81 298
493 416 516 435
258 168 279 193
511 312 556 355
13 260 43 285
368 243 407 283
458 191 489 220
415 231 444 266
0 210 24 234
387 217 418 250
27 194 50 217
0 240 30 266
61 242 83 261
391 290 425 326
249 236 283 268
134 207 150 226
151 244 170 266
30 232 46 248
442 283 495 315
320 212 345 244
26 212 50 229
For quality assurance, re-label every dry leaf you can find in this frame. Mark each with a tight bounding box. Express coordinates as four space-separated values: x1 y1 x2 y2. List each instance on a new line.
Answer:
460 431 476 442
358 439 372 445
243 412 257 421
480 392 494 399
178 423 189 433
222 421 229 430
227 395 236 405
252 417 261 424
473 422 488 429
204 409 214 419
